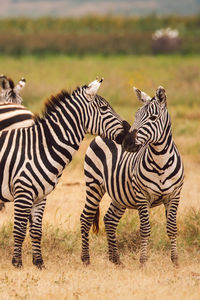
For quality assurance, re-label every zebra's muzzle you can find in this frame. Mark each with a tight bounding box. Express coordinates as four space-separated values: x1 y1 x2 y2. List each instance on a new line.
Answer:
115 120 131 145
122 129 142 153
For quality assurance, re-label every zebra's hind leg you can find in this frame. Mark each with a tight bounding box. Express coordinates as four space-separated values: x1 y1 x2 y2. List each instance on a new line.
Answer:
104 202 126 265
138 204 151 266
165 199 179 267
12 195 33 269
80 182 105 265
29 198 46 269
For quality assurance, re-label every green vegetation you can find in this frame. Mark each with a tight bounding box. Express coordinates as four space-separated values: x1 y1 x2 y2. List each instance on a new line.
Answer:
0 16 200 54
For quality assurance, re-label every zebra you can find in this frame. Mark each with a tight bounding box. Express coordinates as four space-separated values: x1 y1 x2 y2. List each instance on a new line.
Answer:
0 75 26 104
0 76 34 211
0 78 130 269
80 86 184 267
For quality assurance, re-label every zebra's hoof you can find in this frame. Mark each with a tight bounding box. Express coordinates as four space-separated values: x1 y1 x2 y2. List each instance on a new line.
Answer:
139 256 148 266
115 261 124 268
81 257 90 266
12 257 23 269
139 261 147 269
109 257 122 266
172 257 179 268
33 258 45 269
0 203 5 211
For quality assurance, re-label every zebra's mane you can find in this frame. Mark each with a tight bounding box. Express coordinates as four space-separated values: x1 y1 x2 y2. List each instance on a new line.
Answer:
35 89 73 122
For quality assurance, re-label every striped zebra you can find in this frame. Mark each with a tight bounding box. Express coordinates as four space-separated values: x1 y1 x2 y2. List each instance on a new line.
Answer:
80 86 184 267
0 76 34 210
0 78 130 269
0 75 26 104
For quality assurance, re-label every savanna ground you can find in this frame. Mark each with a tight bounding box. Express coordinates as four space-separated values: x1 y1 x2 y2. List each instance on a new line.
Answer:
0 54 200 299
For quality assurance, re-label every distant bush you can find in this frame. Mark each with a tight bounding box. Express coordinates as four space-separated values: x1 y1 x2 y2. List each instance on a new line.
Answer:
152 28 181 54
0 16 200 55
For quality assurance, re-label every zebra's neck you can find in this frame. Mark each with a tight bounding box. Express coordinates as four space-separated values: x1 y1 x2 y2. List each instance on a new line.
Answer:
35 91 87 167
146 122 175 171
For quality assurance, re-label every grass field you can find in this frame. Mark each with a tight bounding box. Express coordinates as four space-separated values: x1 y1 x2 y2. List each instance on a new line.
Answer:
0 54 200 299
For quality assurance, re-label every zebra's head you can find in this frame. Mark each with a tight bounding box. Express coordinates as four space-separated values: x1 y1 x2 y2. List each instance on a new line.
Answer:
0 75 26 104
74 78 130 144
123 86 169 152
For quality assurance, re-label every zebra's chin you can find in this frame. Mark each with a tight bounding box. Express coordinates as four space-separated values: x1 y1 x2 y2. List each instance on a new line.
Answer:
115 120 131 144
122 130 142 153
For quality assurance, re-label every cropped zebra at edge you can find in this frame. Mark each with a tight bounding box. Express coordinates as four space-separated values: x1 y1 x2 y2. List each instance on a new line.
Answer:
0 76 33 211
0 75 26 104
80 86 184 267
0 78 130 269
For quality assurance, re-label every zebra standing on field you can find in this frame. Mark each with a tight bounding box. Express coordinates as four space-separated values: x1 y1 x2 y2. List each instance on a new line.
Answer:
80 86 184 267
0 78 130 269
0 75 34 210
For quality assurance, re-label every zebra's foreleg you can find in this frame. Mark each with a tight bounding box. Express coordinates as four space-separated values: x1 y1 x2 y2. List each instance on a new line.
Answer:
104 202 126 265
29 198 46 269
80 183 104 265
12 195 33 268
165 199 179 266
138 204 151 265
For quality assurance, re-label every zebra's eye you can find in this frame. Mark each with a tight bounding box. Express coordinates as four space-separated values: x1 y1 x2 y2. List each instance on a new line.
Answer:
100 105 108 111
150 115 157 121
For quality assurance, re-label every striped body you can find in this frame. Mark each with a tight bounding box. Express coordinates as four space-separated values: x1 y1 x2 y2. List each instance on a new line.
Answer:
0 79 130 269
0 103 34 131
80 86 184 266
0 76 33 211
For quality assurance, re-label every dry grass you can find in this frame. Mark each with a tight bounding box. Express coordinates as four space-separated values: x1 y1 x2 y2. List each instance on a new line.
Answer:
0 140 200 300
0 254 200 300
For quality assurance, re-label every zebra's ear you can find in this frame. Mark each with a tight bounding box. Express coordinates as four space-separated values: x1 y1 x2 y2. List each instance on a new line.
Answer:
85 77 104 100
14 78 26 93
0 75 10 90
133 87 151 103
155 86 167 106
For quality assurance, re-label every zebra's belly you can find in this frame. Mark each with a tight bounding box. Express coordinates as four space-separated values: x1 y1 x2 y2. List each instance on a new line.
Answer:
105 178 138 209
105 176 180 210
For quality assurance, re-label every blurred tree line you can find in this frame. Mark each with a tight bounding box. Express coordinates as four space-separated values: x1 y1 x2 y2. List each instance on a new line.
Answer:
0 15 200 55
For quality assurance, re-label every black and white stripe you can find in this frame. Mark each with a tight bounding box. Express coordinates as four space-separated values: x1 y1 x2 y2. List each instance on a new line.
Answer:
80 86 184 266
0 76 33 211
0 103 34 131
0 78 130 269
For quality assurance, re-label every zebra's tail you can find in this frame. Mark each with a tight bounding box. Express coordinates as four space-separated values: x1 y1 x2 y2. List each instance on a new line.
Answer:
92 207 100 234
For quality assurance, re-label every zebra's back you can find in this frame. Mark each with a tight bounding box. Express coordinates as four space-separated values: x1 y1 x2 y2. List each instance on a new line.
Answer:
0 103 34 131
